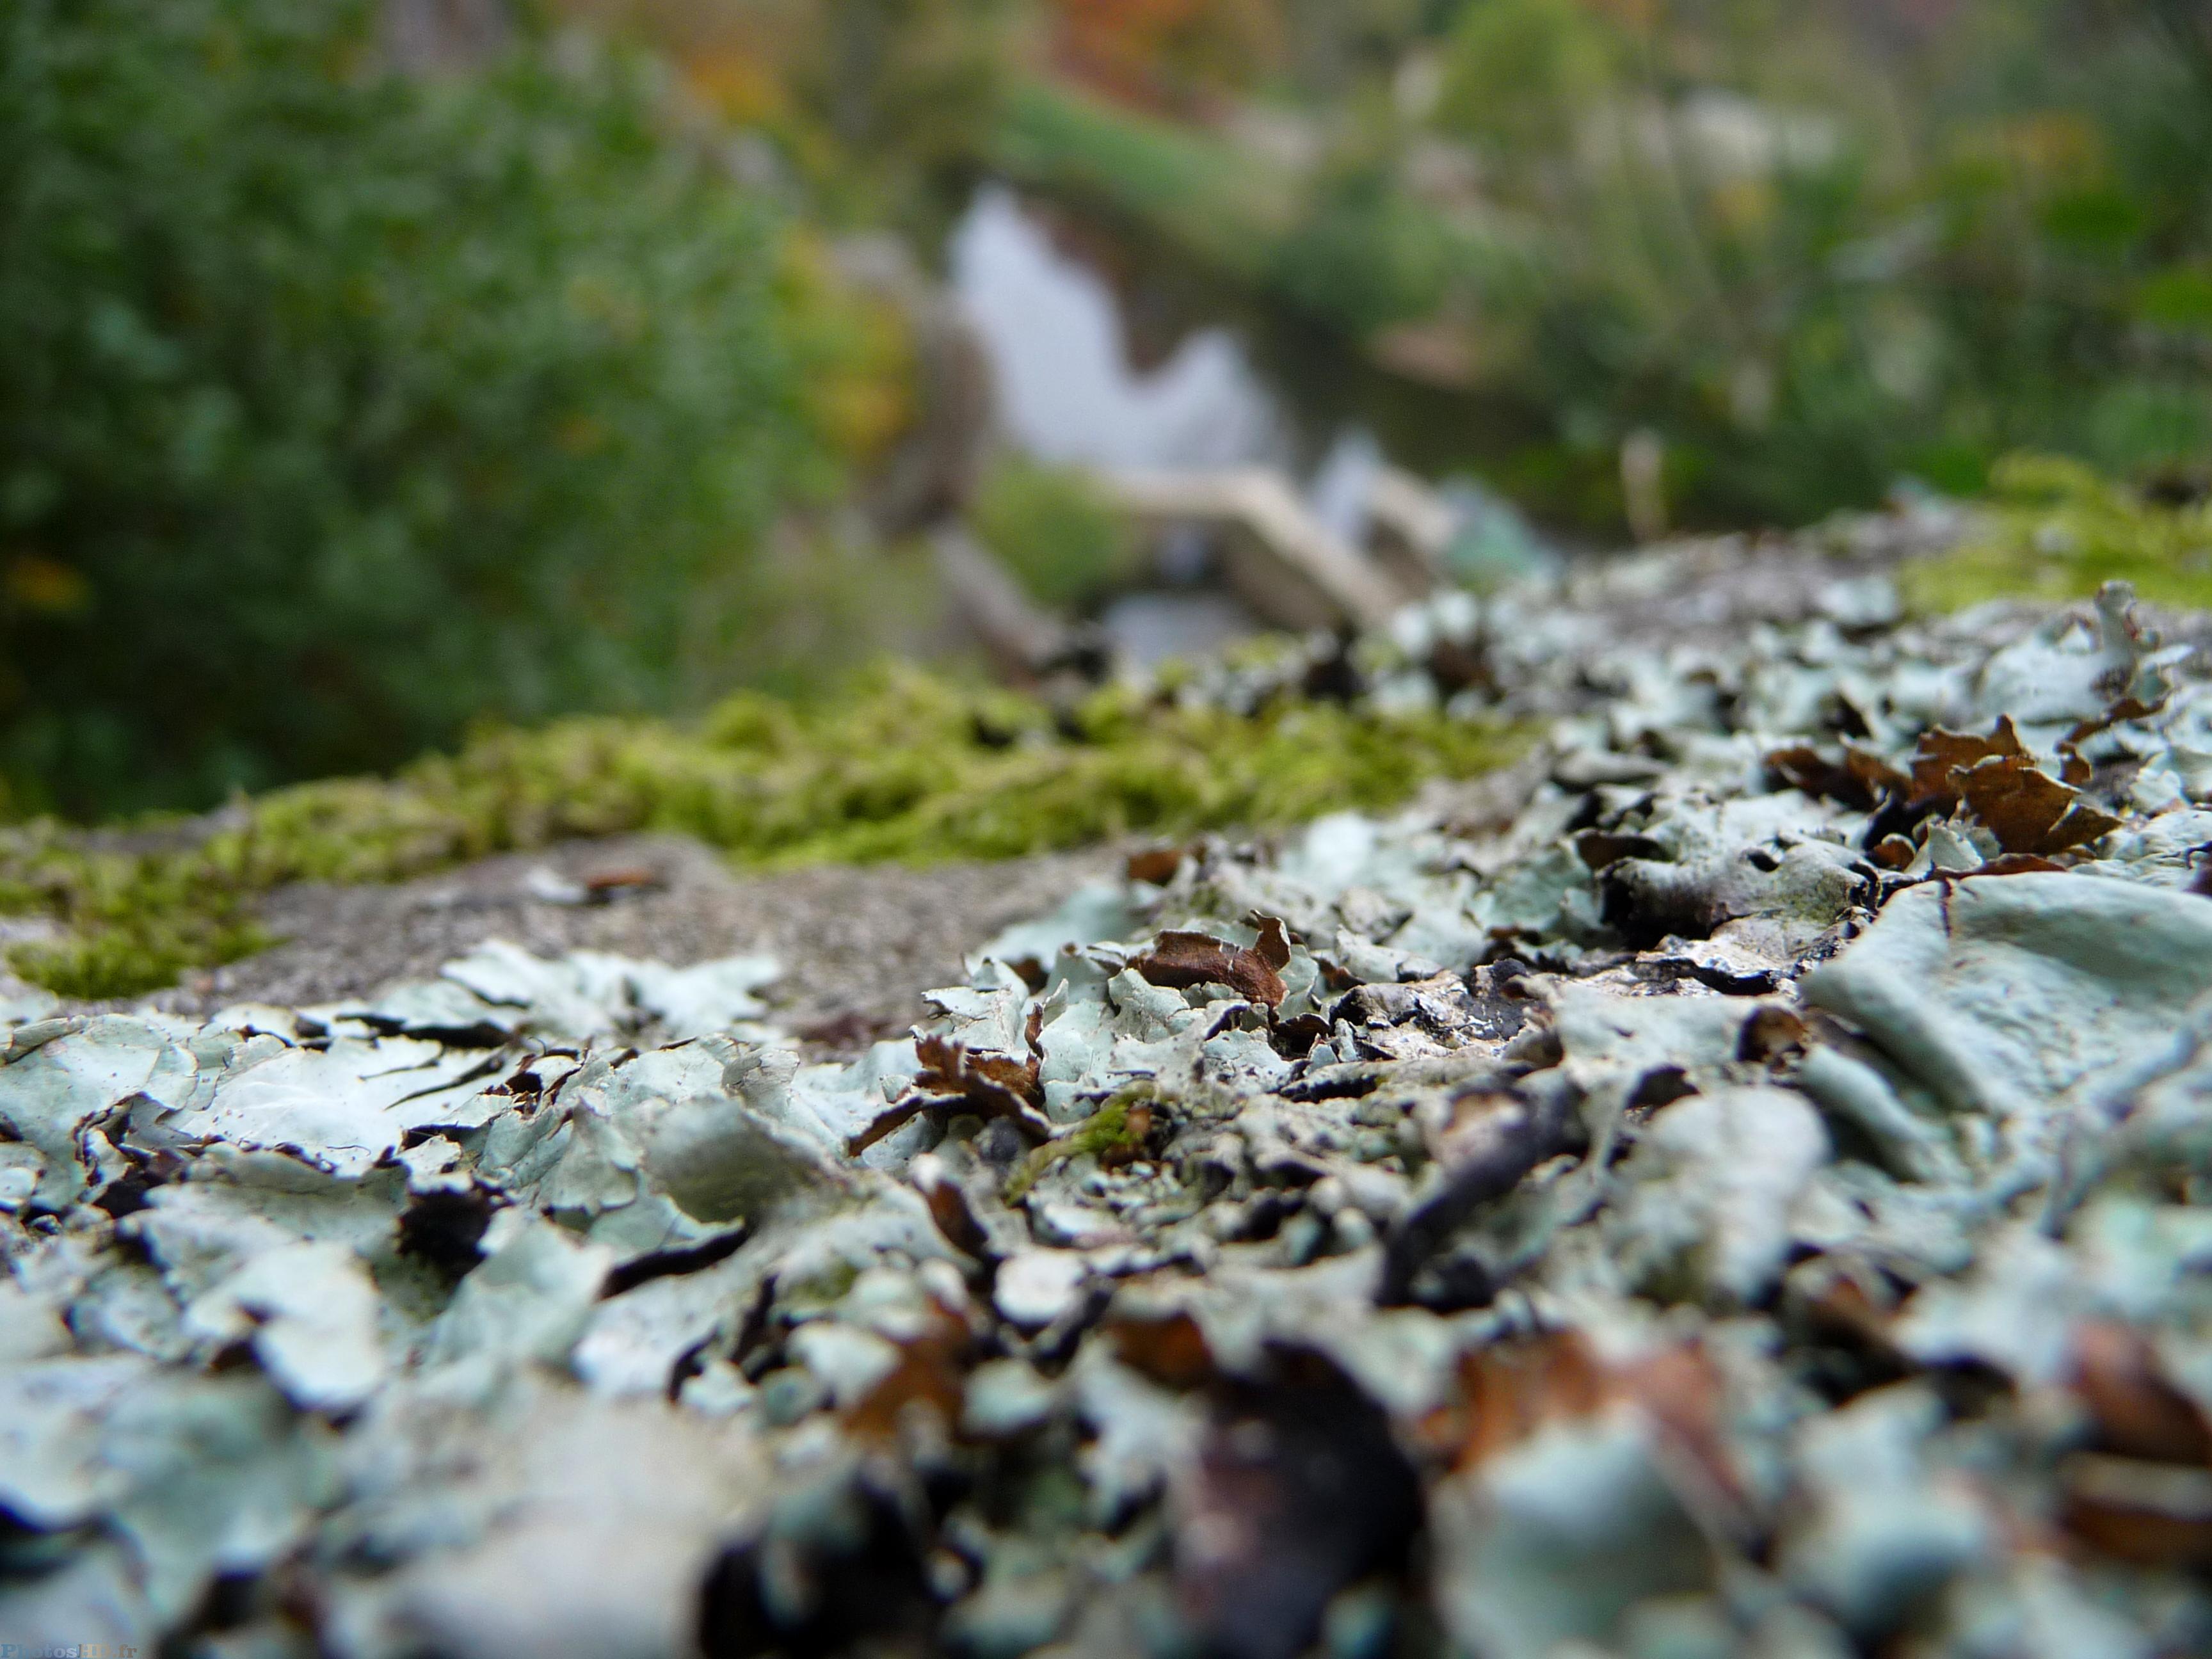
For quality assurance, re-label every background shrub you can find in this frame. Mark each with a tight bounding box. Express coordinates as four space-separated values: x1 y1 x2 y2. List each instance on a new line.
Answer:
971 454 1139 611
0 0 873 818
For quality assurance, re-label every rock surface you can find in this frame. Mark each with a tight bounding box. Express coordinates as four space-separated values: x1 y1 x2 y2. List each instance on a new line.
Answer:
119 837 1125 1055
8 524 2212 1658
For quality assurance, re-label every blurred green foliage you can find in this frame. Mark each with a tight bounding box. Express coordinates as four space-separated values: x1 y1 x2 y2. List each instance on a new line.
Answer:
0 0 882 820
981 0 2212 533
972 454 1139 610
993 77 1297 284
0 668 1527 997
8 0 2206 969
1418 0 2212 529
1903 453 2212 615
557 0 1014 234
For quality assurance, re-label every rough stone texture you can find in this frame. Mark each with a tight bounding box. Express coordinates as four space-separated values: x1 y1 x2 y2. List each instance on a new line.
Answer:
170 836 1124 1052
14 517 2212 1659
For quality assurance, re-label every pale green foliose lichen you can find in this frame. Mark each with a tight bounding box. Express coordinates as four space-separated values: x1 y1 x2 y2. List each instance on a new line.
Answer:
8 537 2212 1658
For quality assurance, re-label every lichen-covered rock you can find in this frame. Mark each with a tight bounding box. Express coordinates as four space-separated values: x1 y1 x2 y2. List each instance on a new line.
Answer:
7 560 2212 1656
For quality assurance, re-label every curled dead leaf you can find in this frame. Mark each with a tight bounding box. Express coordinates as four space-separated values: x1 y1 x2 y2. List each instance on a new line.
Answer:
1767 744 1911 812
1908 717 2121 856
1134 916 1292 1009
1953 758 2121 856
1911 717 2028 805
848 1019 1051 1155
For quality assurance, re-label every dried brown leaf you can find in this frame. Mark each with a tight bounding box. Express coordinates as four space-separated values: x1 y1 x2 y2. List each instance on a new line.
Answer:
1909 716 2030 807
847 1032 1051 1154
1955 757 2122 856
1907 717 2120 855
1133 917 1292 1008
1767 744 1911 810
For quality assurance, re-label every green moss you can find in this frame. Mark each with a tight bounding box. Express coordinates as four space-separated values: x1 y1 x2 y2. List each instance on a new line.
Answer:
1006 1086 1158 1202
1 666 1530 999
1903 454 2212 615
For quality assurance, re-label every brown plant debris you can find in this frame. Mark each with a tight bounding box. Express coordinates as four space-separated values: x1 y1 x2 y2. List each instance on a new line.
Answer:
1132 916 1292 1007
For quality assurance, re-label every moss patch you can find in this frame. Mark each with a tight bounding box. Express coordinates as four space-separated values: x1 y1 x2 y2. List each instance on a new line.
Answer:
1006 1086 1158 1203
0 839 269 1000
1 666 1528 999
1903 454 2212 615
